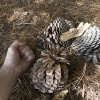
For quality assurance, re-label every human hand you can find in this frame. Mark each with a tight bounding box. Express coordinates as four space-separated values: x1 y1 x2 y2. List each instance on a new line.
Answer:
0 40 35 100
3 40 35 77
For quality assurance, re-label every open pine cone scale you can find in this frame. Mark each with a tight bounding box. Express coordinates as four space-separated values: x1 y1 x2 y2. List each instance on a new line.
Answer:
30 45 69 93
36 18 75 49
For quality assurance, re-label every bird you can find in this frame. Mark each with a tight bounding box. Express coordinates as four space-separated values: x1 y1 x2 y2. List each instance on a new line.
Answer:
60 22 100 64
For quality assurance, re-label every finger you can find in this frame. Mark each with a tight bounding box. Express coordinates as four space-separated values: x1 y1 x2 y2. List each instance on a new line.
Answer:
23 50 33 59
18 45 26 51
26 54 35 62
20 46 30 56
10 40 26 49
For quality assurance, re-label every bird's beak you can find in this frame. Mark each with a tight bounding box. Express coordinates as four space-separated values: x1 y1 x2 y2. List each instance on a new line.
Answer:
60 28 77 41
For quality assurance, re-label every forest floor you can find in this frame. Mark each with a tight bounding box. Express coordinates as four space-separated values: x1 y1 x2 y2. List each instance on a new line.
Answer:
0 0 100 100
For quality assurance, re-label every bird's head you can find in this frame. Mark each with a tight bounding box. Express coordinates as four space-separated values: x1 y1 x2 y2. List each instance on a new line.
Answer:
60 22 91 41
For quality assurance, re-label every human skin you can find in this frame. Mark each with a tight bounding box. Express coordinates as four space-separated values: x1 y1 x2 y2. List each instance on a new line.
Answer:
0 40 35 100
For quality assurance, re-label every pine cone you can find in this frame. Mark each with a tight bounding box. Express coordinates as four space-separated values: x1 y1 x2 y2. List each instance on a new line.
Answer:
30 45 69 93
37 18 75 49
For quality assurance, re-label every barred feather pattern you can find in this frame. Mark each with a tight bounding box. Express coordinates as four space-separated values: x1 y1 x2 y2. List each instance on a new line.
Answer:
71 25 100 63
37 18 75 49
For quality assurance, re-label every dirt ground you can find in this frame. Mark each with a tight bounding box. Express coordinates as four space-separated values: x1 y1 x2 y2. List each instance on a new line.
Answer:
0 0 100 100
